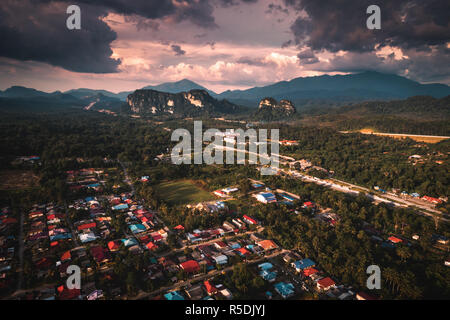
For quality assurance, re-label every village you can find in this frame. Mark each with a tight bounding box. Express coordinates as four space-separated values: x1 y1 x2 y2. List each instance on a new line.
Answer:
2 155 448 301
1 134 449 301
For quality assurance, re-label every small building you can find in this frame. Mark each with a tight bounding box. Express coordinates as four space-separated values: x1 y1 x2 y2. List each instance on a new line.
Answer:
257 240 279 252
317 277 336 291
164 291 184 300
274 282 295 299
204 281 218 295
180 260 200 274
292 258 316 272
243 215 258 225
255 192 277 204
388 236 403 244
303 267 318 277
212 254 228 265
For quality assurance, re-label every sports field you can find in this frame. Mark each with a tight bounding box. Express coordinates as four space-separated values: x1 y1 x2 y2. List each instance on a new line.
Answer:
155 180 215 205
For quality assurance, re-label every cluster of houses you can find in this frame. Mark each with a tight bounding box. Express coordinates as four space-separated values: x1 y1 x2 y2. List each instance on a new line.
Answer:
184 214 261 244
0 207 17 292
66 168 104 192
164 280 233 300
71 197 116 244
276 251 361 300
26 204 74 280
158 236 280 300
392 189 446 205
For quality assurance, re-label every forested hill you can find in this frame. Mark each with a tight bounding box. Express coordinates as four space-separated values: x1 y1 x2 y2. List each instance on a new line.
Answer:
304 95 450 136
330 95 450 119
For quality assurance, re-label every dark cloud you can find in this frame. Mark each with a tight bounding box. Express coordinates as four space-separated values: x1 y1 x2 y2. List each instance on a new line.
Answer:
265 3 289 15
281 40 293 48
217 0 259 7
297 49 319 65
236 56 274 67
284 0 450 53
0 0 121 73
315 51 411 75
207 41 216 50
237 57 265 66
171 45 186 56
0 0 239 73
124 15 160 31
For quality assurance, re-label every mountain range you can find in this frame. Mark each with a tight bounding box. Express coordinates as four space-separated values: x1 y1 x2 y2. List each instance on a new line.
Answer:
1 71 449 113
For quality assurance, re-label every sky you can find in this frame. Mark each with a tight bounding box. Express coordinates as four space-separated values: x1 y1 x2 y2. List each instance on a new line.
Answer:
0 0 449 94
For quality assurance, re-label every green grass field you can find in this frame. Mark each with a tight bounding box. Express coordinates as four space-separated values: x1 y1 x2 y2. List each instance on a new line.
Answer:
155 180 215 205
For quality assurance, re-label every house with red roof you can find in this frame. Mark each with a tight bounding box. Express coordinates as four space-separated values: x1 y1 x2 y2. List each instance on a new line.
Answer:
204 280 218 295
388 236 403 244
421 196 442 204
236 247 251 257
174 225 185 231
107 240 120 252
180 260 200 273
303 201 315 209
61 250 71 262
317 277 336 291
243 215 258 225
214 241 228 250
146 242 158 251
77 222 96 231
303 267 318 277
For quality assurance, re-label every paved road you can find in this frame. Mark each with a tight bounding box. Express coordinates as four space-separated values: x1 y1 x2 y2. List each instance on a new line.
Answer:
64 201 80 247
118 160 135 194
279 168 449 222
15 209 25 293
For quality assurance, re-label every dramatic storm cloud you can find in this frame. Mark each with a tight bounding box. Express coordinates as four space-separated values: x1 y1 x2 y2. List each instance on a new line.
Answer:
0 0 448 92
284 0 450 52
0 0 121 73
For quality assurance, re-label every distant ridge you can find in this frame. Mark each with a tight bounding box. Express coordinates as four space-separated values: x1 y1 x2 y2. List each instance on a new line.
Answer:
216 71 450 107
142 79 217 96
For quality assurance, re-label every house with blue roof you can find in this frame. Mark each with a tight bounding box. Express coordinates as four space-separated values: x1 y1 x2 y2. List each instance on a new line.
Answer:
279 193 295 202
129 224 146 234
229 242 241 249
256 192 277 204
121 238 138 247
274 282 295 299
258 262 273 271
164 291 185 300
292 258 316 272
260 269 277 282
112 204 129 211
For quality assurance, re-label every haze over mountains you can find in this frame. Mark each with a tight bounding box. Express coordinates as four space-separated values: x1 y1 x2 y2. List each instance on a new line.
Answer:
0 71 449 113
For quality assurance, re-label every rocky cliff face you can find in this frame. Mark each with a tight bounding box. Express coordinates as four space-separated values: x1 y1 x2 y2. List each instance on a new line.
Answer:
257 97 296 119
126 89 239 116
